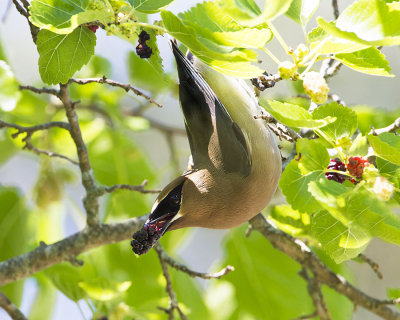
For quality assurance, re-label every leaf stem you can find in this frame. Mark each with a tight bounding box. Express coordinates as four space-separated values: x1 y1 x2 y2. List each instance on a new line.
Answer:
262 47 281 65
268 22 290 55
134 22 166 33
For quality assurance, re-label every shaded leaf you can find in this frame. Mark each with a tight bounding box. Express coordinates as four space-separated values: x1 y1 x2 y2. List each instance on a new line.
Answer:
269 204 311 237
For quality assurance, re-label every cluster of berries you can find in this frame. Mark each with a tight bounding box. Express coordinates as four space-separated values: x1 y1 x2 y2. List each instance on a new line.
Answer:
325 156 394 200
325 156 367 184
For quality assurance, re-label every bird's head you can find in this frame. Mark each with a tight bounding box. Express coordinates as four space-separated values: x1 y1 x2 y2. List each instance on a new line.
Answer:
131 175 186 255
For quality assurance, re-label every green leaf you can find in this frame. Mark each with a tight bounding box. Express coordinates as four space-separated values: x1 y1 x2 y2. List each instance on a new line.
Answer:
37 27 96 85
0 60 21 112
78 278 131 301
334 47 393 77
388 288 400 310
312 102 358 145
29 0 114 34
269 204 311 237
263 0 294 21
128 51 172 94
161 11 263 78
216 0 261 21
261 100 336 129
179 2 272 48
311 210 370 263
0 187 31 306
129 0 175 13
308 26 370 55
221 225 352 318
280 139 329 212
285 0 319 26
352 105 400 135
317 1 400 47
44 263 87 302
162 11 256 62
336 0 400 44
87 128 155 219
309 179 400 250
348 134 368 156
29 275 57 320
368 133 400 165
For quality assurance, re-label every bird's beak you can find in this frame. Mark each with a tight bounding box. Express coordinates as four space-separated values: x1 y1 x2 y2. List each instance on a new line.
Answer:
131 178 185 255
131 212 175 255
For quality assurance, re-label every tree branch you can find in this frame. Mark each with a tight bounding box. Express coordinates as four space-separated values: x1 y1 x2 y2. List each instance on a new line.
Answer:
0 215 147 287
11 0 39 43
0 291 27 320
370 117 400 135
154 243 234 280
98 180 161 195
19 85 60 97
249 214 400 320
154 244 188 320
69 77 163 108
358 253 383 279
59 84 99 227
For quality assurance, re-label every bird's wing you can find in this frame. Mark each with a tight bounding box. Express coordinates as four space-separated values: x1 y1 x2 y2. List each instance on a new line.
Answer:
171 41 251 177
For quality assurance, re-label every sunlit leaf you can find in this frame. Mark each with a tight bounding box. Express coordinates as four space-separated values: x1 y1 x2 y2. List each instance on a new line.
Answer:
37 27 96 84
334 47 393 77
261 100 336 128
30 0 114 34
368 133 400 165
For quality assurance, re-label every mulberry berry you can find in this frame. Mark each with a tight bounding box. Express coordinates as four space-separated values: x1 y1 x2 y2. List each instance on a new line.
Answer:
88 25 99 33
347 156 367 178
136 30 152 59
325 158 347 183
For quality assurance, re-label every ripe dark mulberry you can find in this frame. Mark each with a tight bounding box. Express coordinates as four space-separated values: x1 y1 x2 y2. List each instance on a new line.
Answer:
136 30 152 59
347 156 367 178
325 158 347 183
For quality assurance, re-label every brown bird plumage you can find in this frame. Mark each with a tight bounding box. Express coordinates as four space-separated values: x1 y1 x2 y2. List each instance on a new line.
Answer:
131 41 281 255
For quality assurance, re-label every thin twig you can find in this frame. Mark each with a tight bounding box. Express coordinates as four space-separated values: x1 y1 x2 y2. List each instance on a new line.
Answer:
369 117 400 135
358 254 383 279
249 214 400 320
154 243 234 280
0 291 27 320
99 180 161 195
251 73 282 91
154 244 188 320
69 77 163 108
0 120 70 134
0 120 78 165
255 114 301 142
59 84 99 227
332 0 339 19
22 132 79 165
19 85 60 97
11 0 40 43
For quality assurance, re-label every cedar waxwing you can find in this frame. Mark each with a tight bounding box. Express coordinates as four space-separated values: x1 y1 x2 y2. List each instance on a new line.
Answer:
131 41 282 255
